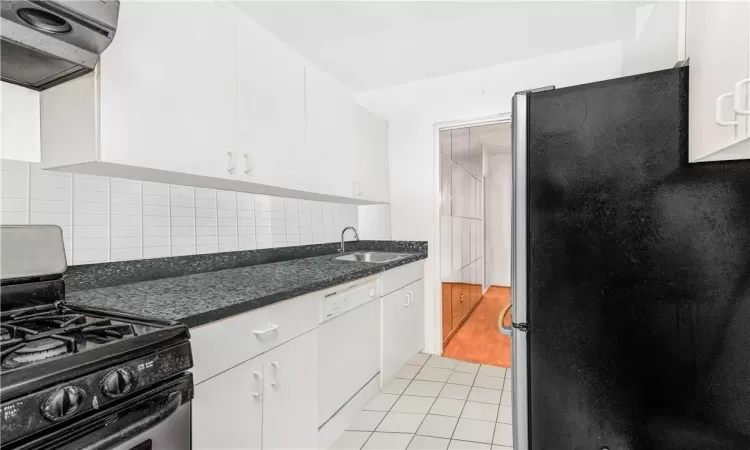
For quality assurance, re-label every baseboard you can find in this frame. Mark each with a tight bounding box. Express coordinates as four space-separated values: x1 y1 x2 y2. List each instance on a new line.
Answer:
318 373 381 449
442 293 486 347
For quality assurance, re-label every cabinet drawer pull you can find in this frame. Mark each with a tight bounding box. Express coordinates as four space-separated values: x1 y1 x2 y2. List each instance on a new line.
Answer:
403 292 410 307
243 153 252 174
253 324 279 336
252 371 262 398
734 79 750 115
227 151 236 173
716 92 739 127
407 291 414 306
270 361 280 387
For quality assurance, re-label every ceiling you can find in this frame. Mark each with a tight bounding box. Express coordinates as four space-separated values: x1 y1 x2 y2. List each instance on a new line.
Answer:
234 2 645 92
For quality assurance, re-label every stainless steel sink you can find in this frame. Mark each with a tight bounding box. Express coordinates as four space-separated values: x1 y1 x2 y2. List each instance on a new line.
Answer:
336 252 410 263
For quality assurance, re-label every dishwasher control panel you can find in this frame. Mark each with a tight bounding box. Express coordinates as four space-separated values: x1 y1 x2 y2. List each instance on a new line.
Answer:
320 278 379 323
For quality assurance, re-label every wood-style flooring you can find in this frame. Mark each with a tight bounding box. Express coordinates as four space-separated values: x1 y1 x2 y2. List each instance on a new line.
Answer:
443 286 512 368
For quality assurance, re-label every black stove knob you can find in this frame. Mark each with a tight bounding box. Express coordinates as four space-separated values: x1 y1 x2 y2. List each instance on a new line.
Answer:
41 386 85 421
101 368 136 398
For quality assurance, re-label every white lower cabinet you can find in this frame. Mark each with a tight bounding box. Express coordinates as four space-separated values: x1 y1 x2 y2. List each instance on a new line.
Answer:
192 330 318 450
193 357 263 449
381 278 425 385
262 329 318 449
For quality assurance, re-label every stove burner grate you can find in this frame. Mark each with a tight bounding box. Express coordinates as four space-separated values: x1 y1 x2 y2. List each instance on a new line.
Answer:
0 303 138 370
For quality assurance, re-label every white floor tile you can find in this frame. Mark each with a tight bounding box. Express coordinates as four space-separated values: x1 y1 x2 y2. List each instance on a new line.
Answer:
447 371 475 386
332 431 372 449
392 395 436 414
416 414 458 439
452 418 495 444
408 435 450 450
496 406 512 424
439 384 471 400
448 440 491 450
349 411 387 432
454 362 480 374
467 387 502 405
376 412 425 434
365 394 400 412
473 375 505 390
396 365 423 380
500 390 512 407
429 398 465 417
460 402 498 422
477 365 506 378
502 379 512 392
384 378 411 395
409 353 431 366
405 380 444 397
492 423 513 447
363 432 413 450
416 367 452 383
504 371 512 380
491 446 513 450
425 356 459 370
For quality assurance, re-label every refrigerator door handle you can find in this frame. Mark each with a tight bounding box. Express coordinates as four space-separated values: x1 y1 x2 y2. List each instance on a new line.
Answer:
498 303 513 336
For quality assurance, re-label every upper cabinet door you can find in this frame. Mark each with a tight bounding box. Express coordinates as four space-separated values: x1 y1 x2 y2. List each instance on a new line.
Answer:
354 105 390 202
687 0 750 161
262 330 319 450
99 2 237 178
305 65 356 198
236 15 306 190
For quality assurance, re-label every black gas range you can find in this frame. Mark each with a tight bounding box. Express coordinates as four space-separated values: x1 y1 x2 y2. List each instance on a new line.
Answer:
0 226 194 450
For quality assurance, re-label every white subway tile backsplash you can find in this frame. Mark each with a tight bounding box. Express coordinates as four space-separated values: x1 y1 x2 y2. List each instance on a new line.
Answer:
2 171 28 186
143 182 169 196
143 247 170 259
1 160 363 265
2 212 28 224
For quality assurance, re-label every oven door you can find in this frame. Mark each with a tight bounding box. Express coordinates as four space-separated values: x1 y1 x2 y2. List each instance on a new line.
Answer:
13 373 193 450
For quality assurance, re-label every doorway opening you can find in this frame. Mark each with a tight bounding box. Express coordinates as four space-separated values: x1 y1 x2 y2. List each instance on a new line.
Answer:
436 118 513 368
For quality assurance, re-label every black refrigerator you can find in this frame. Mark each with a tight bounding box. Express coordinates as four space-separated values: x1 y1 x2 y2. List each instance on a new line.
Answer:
507 66 750 449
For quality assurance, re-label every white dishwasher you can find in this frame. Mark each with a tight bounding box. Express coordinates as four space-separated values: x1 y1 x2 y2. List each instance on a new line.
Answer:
318 276 381 426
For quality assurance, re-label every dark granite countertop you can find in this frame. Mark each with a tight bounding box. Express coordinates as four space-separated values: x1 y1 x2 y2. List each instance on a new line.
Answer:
66 247 426 328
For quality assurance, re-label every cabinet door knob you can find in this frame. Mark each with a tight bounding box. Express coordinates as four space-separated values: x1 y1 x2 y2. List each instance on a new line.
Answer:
734 79 750 115
252 371 262 398
243 153 252 174
270 361 281 387
716 92 739 127
227 151 236 173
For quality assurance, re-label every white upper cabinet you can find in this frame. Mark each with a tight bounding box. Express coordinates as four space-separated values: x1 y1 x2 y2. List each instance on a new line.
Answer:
687 0 750 162
39 2 390 203
304 64 357 198
236 14 306 190
354 105 390 202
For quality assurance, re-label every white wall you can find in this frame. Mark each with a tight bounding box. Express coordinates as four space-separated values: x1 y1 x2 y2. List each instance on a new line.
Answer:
1 82 40 163
358 41 625 354
485 154 512 287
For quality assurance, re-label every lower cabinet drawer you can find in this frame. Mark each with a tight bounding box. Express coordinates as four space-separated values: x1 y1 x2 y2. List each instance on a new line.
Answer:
190 292 319 384
381 260 425 296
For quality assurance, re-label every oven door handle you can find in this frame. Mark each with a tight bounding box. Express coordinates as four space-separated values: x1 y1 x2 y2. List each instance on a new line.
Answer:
80 391 182 450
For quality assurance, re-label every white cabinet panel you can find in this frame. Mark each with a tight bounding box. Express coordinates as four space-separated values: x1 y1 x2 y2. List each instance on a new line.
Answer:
99 2 237 178
381 279 425 385
354 105 390 202
687 0 750 161
236 16 306 190
193 357 263 450
305 65 356 198
262 330 319 450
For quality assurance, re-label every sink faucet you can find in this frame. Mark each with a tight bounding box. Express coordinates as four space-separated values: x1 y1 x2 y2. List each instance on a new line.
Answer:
339 226 359 253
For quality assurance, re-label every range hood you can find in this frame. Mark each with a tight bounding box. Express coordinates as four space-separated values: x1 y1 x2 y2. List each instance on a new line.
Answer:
0 0 119 91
